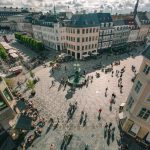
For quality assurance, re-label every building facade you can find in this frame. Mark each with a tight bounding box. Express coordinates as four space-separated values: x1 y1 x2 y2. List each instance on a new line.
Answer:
32 17 66 51
0 77 16 130
126 19 139 43
97 13 114 52
112 20 130 50
66 13 101 59
120 45 150 146
135 12 150 43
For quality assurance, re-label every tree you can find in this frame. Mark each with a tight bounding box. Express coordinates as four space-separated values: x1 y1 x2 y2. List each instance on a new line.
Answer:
29 70 35 78
26 79 35 95
0 44 8 60
5 78 15 90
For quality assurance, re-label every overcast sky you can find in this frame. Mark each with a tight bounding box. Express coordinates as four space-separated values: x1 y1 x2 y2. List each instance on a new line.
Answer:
0 0 150 14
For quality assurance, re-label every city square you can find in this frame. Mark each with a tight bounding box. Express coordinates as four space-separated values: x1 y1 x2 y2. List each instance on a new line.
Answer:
13 47 143 150
0 1 150 150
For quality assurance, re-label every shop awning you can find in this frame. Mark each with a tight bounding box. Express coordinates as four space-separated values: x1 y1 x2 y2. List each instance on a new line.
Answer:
8 49 17 54
15 115 32 130
130 124 140 134
10 53 18 58
82 54 90 57
120 103 126 107
16 101 27 111
92 52 99 55
146 132 150 142
119 112 126 120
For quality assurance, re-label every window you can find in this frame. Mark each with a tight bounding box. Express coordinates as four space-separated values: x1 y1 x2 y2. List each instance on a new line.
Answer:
77 38 80 42
77 29 80 34
92 36 94 41
89 45 91 49
82 46 84 50
93 28 95 33
147 95 150 102
82 38 84 42
92 44 94 48
86 29 88 33
86 37 88 42
126 96 134 111
138 108 150 120
95 44 97 48
143 64 150 75
135 81 142 94
90 28 92 33
85 45 87 50
82 29 85 34
77 46 80 50
0 94 7 111
3 89 13 101
89 37 91 41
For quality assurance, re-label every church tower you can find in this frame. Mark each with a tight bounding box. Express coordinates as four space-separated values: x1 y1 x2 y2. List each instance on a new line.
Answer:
133 0 139 19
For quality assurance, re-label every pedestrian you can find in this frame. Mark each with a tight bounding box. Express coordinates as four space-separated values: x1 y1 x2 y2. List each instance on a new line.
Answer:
51 67 54 74
65 66 67 71
104 123 108 129
108 122 112 129
99 108 102 114
111 71 114 77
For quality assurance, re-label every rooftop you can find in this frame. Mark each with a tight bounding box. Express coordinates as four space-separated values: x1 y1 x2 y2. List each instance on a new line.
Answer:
142 45 150 60
113 20 125 26
68 13 112 27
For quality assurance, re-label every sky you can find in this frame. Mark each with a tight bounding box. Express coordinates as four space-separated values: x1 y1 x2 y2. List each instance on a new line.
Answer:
0 0 150 14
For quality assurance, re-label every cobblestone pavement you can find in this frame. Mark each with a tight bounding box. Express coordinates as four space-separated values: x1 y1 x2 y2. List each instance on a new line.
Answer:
23 48 144 150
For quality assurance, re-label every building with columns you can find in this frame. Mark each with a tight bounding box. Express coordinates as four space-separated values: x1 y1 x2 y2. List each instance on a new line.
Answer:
119 45 150 147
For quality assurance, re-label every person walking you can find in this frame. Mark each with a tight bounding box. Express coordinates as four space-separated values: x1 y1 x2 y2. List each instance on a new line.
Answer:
98 108 102 120
109 122 112 129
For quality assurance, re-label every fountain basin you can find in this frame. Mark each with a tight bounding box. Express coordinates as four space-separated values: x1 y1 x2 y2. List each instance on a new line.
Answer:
68 75 86 87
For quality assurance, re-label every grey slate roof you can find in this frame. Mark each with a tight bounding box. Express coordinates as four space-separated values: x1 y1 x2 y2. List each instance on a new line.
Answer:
113 20 125 26
69 13 112 27
142 45 150 60
137 12 149 21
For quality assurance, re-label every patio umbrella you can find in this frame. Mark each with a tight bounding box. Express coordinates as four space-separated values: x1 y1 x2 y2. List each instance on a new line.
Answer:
15 115 32 130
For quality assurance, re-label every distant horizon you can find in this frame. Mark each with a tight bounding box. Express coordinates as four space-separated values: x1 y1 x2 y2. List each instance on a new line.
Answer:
0 0 150 14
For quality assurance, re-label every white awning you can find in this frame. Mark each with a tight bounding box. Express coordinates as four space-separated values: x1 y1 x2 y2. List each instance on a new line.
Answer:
130 124 140 134
146 132 150 142
8 49 17 54
92 52 99 55
9 66 22 72
119 112 126 120
82 54 90 57
120 103 126 107
10 53 19 58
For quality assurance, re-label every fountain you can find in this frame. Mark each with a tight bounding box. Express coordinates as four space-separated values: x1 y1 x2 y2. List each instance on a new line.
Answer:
68 62 86 87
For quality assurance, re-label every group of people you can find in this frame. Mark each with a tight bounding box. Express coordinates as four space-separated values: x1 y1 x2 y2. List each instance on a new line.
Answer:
67 102 78 121
80 111 88 126
104 122 116 145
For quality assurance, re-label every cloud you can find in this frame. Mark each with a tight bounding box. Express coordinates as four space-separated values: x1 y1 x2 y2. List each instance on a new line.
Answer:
0 0 149 13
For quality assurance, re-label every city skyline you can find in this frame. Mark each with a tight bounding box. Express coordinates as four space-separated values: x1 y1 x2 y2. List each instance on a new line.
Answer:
0 0 150 14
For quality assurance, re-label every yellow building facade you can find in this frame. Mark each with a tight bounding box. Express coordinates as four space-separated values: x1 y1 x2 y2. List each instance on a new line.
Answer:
120 45 150 146
0 77 16 129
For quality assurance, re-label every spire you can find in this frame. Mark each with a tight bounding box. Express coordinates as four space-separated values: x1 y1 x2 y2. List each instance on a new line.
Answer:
133 0 139 19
